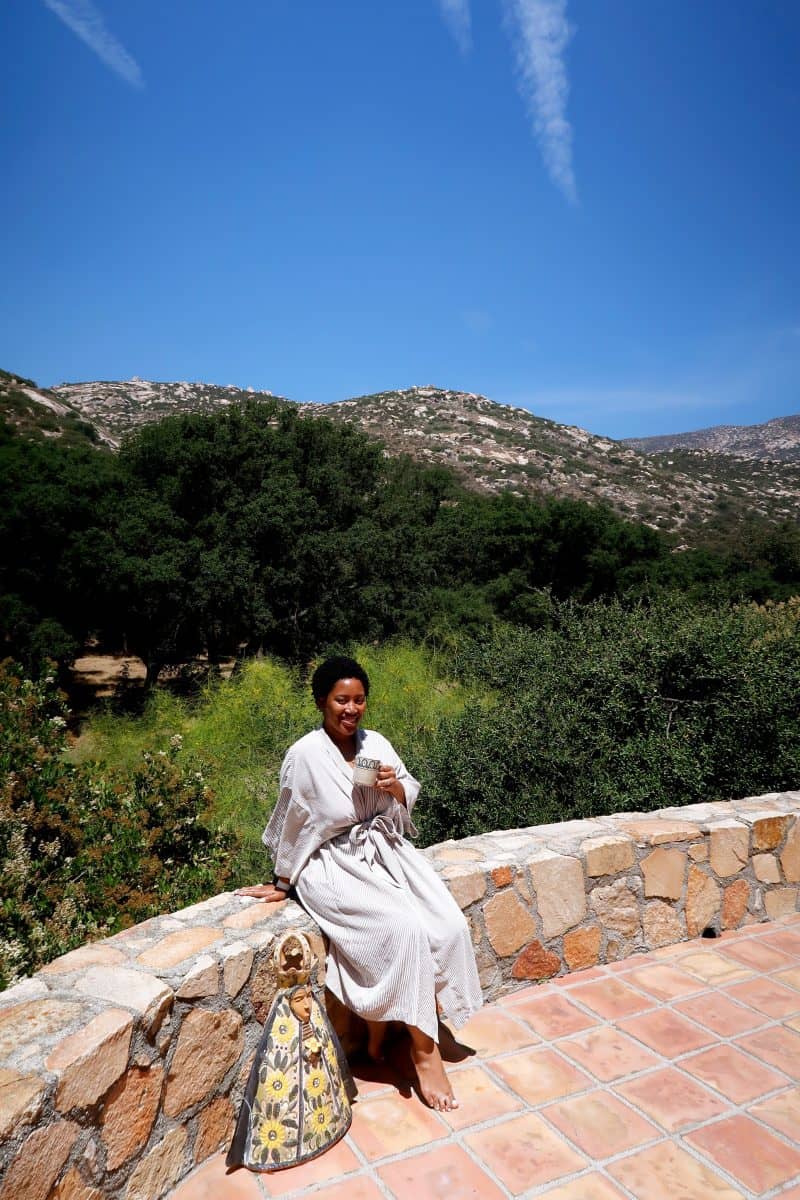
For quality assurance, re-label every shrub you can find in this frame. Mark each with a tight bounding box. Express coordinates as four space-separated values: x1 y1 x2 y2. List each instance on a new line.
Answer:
418 597 800 844
73 643 471 883
0 662 232 989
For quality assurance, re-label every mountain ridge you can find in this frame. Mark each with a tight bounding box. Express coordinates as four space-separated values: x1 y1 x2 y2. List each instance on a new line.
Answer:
5 370 800 540
624 412 800 462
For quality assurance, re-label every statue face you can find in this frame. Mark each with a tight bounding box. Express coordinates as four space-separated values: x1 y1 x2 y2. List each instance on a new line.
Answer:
289 986 312 1023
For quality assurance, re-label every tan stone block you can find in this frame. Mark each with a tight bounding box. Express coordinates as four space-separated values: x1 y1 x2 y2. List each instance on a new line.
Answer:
171 893 235 922
709 823 750 877
434 846 483 863
753 853 780 884
642 848 686 899
781 821 800 883
246 928 276 951
563 925 602 970
137 927 222 970
74 967 172 1020
195 1096 235 1162
125 1127 186 1200
752 814 791 851
491 866 513 888
722 879 750 930
0 1119 80 1200
163 1010 243 1117
46 1008 132 1111
101 1063 163 1170
512 939 561 980
0 978 49 1008
49 1166 102 1200
474 945 501 992
0 1068 46 1138
483 891 537 956
442 868 486 909
590 879 641 938
643 901 686 948
0 999 82 1060
605 935 635 962
765 887 799 919
685 866 721 937
176 954 219 1000
618 818 701 845
529 854 586 939
221 941 254 998
40 944 127 975
688 843 708 862
513 869 532 903
222 902 281 930
250 953 278 1024
582 836 635 878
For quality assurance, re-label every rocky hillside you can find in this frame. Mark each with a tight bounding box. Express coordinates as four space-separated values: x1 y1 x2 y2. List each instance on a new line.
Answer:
625 413 800 463
32 375 800 537
53 376 289 440
0 370 115 449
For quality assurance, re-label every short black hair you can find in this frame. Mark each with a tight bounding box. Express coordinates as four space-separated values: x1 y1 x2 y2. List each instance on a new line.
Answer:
311 656 370 702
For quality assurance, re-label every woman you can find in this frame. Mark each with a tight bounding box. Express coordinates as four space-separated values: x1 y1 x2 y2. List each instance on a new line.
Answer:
237 656 482 1111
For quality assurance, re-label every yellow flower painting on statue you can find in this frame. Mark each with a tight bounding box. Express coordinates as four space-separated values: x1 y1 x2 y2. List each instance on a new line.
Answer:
227 936 355 1173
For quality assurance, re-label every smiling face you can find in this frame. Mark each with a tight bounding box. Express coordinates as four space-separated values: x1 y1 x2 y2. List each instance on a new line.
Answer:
317 677 367 747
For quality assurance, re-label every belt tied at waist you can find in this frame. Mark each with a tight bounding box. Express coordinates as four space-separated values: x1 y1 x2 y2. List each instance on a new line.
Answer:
347 808 417 887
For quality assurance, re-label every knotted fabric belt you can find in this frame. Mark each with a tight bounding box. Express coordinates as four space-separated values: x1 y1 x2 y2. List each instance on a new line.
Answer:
347 808 417 888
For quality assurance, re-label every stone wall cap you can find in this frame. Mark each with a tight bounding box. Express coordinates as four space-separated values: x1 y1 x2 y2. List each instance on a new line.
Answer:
617 818 703 845
136 927 222 970
74 967 172 1016
170 893 238 923
0 978 49 1010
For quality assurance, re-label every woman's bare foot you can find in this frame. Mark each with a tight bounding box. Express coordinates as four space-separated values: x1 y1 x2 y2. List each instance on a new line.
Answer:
407 1026 458 1112
365 1020 386 1063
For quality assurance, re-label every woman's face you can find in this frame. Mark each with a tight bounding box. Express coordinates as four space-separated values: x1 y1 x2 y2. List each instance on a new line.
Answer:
317 677 366 742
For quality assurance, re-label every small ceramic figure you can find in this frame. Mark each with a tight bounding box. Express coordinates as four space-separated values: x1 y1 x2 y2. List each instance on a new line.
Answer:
226 931 356 1172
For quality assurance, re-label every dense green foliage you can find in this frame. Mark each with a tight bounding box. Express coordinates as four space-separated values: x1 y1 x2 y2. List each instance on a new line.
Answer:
3 398 800 984
0 662 232 988
3 401 800 680
74 643 468 882
418 597 800 844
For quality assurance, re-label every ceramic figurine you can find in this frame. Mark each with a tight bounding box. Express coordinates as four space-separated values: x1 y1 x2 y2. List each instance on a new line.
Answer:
226 930 356 1171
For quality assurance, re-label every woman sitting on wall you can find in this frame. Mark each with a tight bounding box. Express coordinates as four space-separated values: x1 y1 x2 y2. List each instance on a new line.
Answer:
237 655 482 1111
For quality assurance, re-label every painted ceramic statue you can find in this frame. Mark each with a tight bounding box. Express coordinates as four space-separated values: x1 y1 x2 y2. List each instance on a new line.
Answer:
226 930 356 1171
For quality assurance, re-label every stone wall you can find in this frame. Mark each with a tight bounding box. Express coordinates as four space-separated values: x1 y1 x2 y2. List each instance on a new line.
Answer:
426 791 800 995
1 790 798 1199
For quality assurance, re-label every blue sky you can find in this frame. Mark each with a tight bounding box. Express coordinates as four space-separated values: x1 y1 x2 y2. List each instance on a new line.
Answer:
2 0 798 438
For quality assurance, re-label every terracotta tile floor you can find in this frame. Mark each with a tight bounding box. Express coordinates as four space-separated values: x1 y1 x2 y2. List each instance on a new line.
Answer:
169 913 800 1200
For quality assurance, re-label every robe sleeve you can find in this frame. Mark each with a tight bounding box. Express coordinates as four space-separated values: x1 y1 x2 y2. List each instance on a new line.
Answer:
261 749 316 884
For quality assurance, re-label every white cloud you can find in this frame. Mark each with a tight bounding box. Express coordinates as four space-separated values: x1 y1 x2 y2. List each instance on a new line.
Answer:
43 0 143 88
503 0 577 204
437 0 472 56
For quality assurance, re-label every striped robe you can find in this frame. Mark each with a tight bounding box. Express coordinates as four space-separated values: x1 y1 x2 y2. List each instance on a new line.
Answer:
263 727 482 1042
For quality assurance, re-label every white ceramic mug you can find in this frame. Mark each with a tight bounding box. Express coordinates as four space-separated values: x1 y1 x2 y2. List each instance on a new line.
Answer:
353 755 381 786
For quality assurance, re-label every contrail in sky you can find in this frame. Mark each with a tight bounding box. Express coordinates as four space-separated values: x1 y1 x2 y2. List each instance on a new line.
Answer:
437 0 472 55
504 0 577 204
43 0 144 87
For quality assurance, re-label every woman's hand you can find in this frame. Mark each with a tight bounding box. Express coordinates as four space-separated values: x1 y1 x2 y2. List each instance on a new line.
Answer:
234 884 288 903
376 765 406 807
